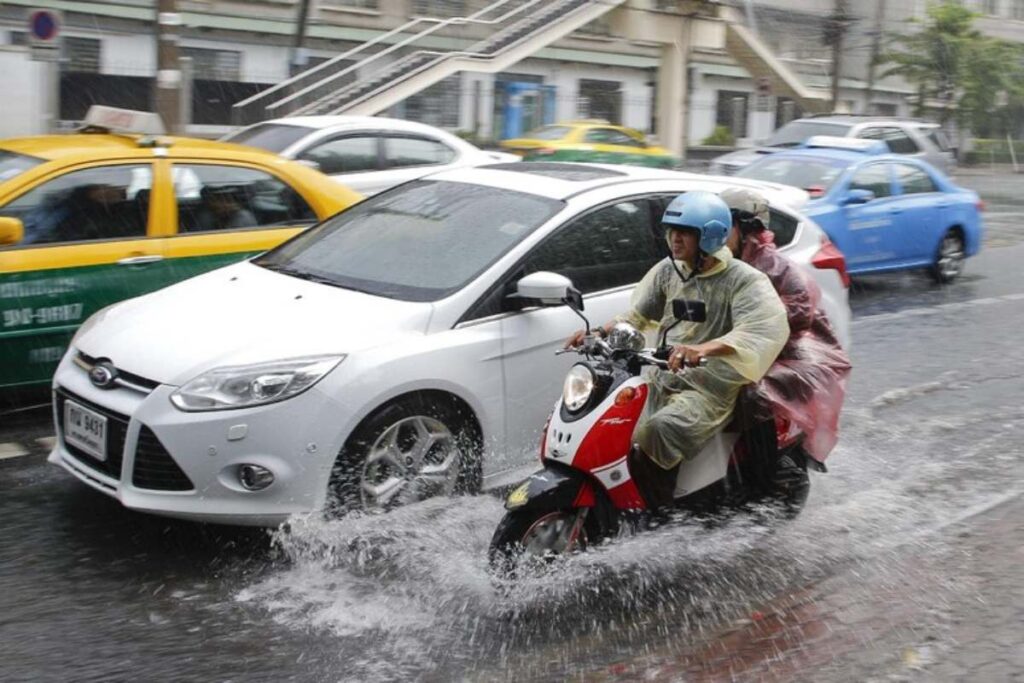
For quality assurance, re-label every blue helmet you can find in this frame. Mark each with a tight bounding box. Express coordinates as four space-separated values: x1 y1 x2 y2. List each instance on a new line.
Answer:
661 191 732 254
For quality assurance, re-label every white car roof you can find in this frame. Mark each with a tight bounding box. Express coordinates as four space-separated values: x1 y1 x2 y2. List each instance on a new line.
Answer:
429 162 809 210
263 115 462 137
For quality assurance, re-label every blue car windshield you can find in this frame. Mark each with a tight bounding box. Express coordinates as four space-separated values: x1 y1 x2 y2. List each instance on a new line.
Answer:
255 180 565 302
738 156 846 196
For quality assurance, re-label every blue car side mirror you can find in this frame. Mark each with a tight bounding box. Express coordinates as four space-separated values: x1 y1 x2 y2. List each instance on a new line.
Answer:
842 189 876 205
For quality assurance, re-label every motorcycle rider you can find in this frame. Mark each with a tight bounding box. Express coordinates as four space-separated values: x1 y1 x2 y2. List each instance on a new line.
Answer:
720 188 852 466
565 191 789 510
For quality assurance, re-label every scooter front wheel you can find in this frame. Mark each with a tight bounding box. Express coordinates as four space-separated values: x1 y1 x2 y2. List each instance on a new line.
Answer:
488 508 588 578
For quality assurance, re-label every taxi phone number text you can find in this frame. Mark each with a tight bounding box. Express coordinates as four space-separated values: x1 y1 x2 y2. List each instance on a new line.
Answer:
3 304 85 328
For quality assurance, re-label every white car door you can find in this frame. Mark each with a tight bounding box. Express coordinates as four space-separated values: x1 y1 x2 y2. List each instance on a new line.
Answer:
495 197 668 467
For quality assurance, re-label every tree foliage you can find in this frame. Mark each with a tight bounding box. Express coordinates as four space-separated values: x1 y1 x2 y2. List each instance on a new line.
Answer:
880 1 1024 135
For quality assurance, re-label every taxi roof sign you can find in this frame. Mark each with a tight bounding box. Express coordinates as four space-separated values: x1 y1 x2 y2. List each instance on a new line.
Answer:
801 136 888 155
79 105 166 136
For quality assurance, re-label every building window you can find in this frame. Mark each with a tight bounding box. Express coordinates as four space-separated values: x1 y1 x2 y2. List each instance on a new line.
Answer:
323 0 379 8
8 31 27 46
775 97 802 127
412 0 465 17
981 0 999 14
400 75 461 129
63 37 101 73
872 102 898 116
578 79 622 123
181 47 242 82
1013 0 1024 18
579 16 613 37
716 90 749 138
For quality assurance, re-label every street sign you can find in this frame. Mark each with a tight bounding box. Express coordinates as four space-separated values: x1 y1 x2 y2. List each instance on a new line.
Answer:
28 8 62 62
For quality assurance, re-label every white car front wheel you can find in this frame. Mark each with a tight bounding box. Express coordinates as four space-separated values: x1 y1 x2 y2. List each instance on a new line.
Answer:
326 393 482 516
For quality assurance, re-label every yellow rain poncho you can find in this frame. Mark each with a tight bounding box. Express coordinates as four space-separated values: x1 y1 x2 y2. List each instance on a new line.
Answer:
618 248 789 469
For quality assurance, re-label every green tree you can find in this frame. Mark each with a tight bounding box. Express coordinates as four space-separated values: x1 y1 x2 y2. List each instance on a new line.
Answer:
880 1 1024 134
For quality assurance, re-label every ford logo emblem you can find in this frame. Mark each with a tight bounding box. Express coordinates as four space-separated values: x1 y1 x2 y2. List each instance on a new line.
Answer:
89 362 118 389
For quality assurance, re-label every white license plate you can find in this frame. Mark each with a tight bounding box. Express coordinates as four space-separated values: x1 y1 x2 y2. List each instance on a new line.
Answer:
64 399 108 462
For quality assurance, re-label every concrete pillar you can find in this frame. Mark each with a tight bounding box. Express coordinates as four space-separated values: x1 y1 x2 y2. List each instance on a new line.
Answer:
656 40 687 158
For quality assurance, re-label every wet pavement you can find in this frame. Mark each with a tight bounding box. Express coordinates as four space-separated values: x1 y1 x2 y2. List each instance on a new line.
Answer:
1 169 1022 682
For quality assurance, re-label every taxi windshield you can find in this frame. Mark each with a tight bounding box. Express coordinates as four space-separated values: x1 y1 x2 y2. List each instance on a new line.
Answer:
738 156 846 195
255 180 564 302
0 150 44 183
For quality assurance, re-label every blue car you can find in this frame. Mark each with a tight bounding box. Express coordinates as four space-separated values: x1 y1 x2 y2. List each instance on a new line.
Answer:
737 137 984 283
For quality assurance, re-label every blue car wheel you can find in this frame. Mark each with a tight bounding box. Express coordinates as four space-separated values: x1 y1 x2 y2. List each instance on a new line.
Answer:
931 230 966 283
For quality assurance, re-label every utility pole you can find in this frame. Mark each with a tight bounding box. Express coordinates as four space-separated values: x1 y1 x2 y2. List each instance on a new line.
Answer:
829 0 848 113
290 0 313 76
865 0 887 113
155 0 182 133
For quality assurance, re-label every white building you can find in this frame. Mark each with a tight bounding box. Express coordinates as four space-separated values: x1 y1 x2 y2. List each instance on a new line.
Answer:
1 0 1021 147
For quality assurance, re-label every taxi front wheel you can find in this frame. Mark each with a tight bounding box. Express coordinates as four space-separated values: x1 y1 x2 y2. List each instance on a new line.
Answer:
325 393 482 517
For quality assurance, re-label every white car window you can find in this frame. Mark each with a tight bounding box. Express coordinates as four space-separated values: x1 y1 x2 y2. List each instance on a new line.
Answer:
298 136 380 175
383 136 456 168
858 127 919 154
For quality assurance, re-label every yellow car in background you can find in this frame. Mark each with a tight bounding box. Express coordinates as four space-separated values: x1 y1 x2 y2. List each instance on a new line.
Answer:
499 121 677 168
0 107 360 390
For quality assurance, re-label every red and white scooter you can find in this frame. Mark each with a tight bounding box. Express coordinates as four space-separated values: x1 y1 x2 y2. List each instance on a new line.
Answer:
488 273 812 575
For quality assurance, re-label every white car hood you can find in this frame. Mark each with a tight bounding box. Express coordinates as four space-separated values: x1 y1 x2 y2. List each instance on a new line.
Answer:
76 262 432 386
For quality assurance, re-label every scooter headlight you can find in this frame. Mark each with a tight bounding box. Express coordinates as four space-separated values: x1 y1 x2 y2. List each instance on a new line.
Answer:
563 364 595 413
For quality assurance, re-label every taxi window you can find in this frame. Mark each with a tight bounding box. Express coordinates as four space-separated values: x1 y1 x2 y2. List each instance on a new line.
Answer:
0 150 44 182
0 164 152 247
894 163 938 194
584 128 642 147
848 164 892 198
173 164 316 233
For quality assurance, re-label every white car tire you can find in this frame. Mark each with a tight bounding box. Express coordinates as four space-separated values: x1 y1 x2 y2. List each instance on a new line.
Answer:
325 392 482 516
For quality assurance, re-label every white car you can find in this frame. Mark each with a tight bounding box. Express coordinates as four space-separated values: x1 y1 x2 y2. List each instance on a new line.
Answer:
221 115 519 196
50 163 851 526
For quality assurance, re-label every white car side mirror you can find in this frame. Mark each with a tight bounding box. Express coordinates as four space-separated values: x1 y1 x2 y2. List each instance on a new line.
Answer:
515 271 575 306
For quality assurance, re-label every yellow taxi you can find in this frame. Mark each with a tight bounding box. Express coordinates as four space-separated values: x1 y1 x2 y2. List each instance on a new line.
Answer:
0 106 361 390
499 120 677 168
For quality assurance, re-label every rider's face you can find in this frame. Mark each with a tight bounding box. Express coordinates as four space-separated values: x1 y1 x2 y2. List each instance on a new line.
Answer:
666 227 699 264
726 222 742 256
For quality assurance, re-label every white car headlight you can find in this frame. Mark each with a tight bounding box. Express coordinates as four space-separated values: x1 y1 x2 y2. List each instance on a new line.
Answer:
562 364 595 412
170 355 344 412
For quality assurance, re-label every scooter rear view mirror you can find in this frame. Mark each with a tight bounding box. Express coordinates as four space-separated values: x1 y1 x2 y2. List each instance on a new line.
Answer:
671 298 707 323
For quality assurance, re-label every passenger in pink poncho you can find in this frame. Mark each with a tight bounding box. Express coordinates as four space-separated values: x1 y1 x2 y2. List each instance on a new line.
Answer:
720 188 852 465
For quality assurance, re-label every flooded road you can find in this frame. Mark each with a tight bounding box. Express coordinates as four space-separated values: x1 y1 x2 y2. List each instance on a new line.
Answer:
2 217 1023 680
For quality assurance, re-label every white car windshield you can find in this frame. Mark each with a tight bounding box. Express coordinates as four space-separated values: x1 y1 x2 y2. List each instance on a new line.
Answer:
766 121 852 148
254 180 564 301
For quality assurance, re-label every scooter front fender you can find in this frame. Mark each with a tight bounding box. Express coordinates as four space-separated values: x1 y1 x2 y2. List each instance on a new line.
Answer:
503 463 593 513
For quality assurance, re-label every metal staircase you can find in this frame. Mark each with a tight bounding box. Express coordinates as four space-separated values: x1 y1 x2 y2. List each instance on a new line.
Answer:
720 5 830 114
233 0 627 125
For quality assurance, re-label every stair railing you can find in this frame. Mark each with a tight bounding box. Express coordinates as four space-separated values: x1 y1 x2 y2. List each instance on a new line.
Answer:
292 0 618 117
233 0 548 124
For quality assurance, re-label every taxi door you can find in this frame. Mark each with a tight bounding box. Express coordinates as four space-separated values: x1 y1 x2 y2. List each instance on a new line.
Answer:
150 160 320 288
0 160 164 389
